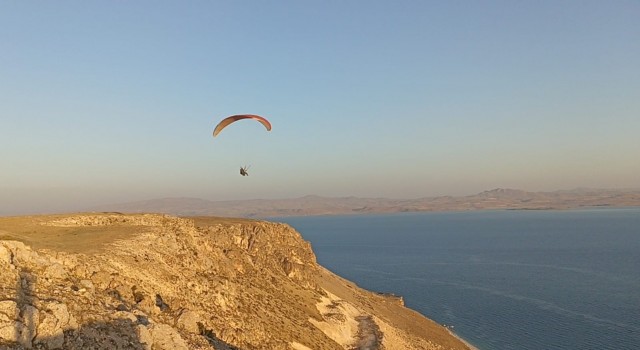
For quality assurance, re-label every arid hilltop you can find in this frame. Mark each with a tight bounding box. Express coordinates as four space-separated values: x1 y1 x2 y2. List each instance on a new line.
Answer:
89 188 640 218
0 213 471 350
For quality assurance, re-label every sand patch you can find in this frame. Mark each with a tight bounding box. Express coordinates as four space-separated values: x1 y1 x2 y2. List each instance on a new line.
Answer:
290 341 314 350
308 290 386 349
309 290 361 347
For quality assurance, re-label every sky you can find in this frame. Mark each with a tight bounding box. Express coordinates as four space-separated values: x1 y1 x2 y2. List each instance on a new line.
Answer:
1 1 639 214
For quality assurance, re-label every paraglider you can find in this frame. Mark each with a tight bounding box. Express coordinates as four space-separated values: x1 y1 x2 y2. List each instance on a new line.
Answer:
212 114 271 177
212 114 271 137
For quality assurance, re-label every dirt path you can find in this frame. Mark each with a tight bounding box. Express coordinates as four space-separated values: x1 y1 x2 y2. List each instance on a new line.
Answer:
351 315 382 350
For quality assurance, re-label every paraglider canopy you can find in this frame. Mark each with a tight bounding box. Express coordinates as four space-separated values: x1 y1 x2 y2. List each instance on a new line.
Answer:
212 114 271 177
212 114 271 137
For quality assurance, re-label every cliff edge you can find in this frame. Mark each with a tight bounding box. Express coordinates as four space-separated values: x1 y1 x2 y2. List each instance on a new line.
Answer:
0 213 470 350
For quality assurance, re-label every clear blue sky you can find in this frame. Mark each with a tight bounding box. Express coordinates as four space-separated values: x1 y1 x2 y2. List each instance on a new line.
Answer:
1 1 639 214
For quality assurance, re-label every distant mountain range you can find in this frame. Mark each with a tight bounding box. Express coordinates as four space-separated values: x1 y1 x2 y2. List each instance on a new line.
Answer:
87 188 640 218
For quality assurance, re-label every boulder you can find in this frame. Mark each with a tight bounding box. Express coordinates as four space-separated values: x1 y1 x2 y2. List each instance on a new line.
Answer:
176 309 202 334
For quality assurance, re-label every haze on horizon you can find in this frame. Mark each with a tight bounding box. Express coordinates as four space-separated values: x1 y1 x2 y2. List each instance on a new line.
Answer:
2 1 639 215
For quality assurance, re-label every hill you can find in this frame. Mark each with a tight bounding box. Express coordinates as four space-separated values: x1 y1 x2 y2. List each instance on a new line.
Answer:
0 213 471 350
88 188 640 218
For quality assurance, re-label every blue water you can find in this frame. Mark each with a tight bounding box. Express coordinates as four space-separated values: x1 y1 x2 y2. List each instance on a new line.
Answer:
272 209 640 350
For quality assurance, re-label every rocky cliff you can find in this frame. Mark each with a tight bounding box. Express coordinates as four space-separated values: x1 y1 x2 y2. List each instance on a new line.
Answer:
0 213 470 350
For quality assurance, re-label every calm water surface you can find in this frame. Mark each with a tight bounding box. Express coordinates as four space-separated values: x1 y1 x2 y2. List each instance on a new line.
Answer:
273 209 640 350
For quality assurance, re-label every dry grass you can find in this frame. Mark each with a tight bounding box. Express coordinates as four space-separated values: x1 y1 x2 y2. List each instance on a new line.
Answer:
0 213 146 254
0 213 263 254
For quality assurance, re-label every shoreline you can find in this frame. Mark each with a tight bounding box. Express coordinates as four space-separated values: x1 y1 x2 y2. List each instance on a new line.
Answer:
446 329 480 350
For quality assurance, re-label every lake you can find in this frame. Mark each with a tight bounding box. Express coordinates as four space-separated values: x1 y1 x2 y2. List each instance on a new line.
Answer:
272 208 640 350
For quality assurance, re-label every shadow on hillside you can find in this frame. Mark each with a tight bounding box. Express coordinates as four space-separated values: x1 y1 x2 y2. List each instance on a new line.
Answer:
3 267 144 349
198 322 243 350
1 267 242 350
1 319 146 350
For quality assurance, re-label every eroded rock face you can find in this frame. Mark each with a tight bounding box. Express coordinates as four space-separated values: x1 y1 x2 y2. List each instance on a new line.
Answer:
0 214 470 350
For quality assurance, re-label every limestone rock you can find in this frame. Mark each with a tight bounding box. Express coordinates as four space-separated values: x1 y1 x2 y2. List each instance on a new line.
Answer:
176 309 201 334
90 270 113 290
148 323 189 350
0 244 12 265
35 302 78 348
137 324 153 348
0 300 18 343
43 262 67 280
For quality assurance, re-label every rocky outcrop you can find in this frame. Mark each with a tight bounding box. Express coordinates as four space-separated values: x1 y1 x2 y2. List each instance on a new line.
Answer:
0 213 471 350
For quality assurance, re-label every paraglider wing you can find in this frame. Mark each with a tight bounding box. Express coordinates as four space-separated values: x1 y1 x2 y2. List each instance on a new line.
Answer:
212 114 272 137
